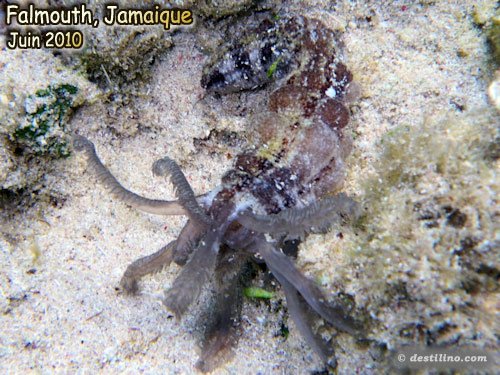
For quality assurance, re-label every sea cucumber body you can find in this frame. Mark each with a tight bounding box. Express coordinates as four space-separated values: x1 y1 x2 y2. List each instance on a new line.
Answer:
202 16 354 214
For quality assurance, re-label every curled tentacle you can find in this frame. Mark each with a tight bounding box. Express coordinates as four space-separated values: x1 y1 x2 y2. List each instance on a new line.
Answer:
172 219 206 266
152 157 211 226
237 193 359 240
119 219 205 293
250 238 361 336
74 135 187 216
120 241 175 294
163 225 225 318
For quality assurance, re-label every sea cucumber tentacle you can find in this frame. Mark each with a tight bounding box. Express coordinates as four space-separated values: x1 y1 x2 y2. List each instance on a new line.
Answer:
280 276 334 364
237 194 359 239
163 225 224 318
171 219 206 266
73 136 187 216
251 238 360 336
120 241 175 294
196 253 247 373
196 282 240 372
152 157 211 226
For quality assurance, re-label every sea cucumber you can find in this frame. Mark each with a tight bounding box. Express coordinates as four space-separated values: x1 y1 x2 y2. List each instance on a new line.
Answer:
76 14 361 372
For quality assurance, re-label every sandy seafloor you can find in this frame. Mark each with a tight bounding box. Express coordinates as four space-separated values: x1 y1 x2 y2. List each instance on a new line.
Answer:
1 1 499 374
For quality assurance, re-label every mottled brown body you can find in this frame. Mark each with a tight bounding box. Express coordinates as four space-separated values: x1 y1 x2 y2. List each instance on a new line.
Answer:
203 16 353 214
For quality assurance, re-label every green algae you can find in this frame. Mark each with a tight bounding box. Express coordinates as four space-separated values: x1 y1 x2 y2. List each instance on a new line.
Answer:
13 84 79 158
243 287 274 299
267 57 282 79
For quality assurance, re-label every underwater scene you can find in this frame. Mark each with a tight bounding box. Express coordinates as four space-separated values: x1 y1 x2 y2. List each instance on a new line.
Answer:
1 1 498 373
